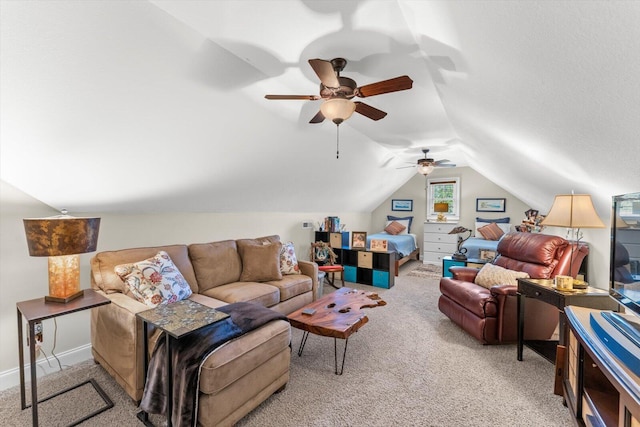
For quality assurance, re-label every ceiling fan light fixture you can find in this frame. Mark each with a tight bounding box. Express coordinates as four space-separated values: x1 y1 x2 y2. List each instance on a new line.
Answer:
320 98 356 124
417 160 435 175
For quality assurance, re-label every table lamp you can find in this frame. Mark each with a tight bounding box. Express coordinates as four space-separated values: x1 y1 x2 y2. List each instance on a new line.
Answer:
23 211 100 303
449 226 472 261
540 193 604 277
434 203 449 222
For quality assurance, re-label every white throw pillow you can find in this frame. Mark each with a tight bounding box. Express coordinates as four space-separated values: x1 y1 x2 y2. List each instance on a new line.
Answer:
474 263 529 289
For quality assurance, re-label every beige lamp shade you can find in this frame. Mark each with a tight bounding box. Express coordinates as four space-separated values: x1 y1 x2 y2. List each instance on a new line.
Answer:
320 98 356 124
24 215 100 303
540 194 605 228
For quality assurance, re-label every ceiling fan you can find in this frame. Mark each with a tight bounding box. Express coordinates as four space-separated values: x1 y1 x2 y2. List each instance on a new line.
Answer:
265 58 413 125
398 149 456 175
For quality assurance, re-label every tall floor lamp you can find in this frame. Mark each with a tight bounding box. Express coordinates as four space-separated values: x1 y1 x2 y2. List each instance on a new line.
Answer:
540 194 604 277
23 212 100 303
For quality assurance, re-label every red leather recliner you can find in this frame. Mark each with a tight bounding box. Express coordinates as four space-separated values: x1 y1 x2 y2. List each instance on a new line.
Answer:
438 232 588 344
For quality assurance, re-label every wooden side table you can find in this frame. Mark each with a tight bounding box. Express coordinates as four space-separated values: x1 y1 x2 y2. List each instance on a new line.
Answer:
16 289 113 426
516 278 618 363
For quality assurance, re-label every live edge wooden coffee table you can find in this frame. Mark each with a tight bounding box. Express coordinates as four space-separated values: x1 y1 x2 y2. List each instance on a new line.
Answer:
287 287 386 375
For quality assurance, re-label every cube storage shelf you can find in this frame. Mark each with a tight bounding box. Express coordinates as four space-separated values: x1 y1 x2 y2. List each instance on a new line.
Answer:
315 232 395 288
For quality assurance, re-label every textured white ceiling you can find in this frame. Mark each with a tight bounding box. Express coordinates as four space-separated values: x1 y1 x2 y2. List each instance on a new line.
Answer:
1 1 638 214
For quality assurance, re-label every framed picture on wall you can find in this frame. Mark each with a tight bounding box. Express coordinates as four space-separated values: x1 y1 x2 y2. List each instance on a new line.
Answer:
392 199 413 212
476 198 506 212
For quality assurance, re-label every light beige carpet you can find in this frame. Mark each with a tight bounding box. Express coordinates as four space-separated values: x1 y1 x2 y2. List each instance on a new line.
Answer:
0 260 572 426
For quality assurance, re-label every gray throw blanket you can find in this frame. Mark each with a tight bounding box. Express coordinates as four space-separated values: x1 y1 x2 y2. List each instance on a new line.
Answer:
139 302 287 427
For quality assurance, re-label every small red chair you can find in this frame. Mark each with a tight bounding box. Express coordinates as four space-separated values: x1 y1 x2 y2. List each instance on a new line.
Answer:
310 242 344 289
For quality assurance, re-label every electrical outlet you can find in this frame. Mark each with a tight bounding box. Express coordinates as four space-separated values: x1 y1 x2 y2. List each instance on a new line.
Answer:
34 321 43 343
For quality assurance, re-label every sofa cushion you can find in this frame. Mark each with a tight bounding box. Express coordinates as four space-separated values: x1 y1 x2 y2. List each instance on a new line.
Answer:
92 245 198 294
497 232 567 266
477 222 504 241
198 319 290 395
202 282 280 307
280 241 301 275
237 241 283 282
114 251 192 307
267 274 312 301
384 220 406 235
188 240 242 292
236 235 281 246
474 263 529 289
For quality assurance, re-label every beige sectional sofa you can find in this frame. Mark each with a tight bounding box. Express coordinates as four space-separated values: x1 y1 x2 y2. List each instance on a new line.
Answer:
89 235 317 426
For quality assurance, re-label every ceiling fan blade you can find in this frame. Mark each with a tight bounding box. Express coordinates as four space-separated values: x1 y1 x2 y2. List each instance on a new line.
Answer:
434 159 451 165
356 75 413 98
354 102 387 121
309 110 325 124
308 59 340 88
265 95 321 100
396 165 416 169
436 163 457 168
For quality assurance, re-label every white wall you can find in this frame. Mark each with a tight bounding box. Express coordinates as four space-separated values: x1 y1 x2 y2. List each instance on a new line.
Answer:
372 167 531 246
0 179 371 388
371 167 611 288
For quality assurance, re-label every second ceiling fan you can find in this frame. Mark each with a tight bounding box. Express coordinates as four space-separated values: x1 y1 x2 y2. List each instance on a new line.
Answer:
398 149 456 175
265 58 413 124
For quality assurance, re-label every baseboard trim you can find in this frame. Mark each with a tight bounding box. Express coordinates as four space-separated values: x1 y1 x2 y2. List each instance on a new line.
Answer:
0 344 93 391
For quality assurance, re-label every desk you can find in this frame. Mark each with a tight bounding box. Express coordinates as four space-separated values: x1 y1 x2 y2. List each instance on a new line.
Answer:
16 289 113 426
517 278 617 363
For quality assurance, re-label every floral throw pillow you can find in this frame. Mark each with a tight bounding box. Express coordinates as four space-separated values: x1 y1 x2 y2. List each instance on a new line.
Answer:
114 251 192 307
280 241 301 275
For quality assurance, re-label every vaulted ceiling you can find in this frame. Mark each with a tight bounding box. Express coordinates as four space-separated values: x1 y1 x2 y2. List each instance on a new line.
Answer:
1 1 638 214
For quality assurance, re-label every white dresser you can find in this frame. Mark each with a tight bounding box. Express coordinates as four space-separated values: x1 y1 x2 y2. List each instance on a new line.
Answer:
423 222 459 265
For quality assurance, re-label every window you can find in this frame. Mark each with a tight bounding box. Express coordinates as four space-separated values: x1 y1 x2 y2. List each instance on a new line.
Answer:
427 177 460 220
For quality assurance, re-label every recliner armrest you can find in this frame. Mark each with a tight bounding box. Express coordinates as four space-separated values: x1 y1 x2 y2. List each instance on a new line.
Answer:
490 284 517 296
449 266 480 282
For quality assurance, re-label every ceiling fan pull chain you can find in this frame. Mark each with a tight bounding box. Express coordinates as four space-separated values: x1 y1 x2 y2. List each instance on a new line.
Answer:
336 124 340 159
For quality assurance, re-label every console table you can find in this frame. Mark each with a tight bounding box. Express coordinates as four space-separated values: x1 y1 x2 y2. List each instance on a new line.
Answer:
564 306 640 426
16 290 113 426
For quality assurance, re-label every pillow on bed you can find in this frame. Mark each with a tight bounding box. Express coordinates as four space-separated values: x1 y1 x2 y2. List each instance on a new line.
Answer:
385 219 410 235
477 222 504 240
385 221 406 235
387 215 413 233
476 217 510 223
474 221 511 238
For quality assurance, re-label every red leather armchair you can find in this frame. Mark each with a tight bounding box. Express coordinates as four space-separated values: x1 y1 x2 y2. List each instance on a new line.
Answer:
438 232 588 344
